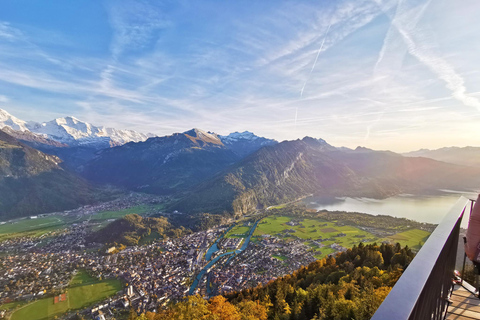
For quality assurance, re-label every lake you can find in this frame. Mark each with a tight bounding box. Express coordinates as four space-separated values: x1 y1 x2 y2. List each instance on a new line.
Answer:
303 190 478 227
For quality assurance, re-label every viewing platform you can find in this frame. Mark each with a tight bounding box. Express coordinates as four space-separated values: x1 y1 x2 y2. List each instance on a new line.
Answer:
372 196 480 320
446 284 480 320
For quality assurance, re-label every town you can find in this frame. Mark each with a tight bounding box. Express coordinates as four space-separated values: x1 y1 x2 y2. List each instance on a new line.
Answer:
0 199 434 320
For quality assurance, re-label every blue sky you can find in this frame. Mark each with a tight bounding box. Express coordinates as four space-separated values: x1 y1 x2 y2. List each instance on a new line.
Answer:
0 0 479 152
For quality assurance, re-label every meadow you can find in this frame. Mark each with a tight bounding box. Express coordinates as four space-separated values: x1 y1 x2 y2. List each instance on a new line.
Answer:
225 225 251 238
10 270 122 320
0 216 78 241
383 228 430 249
0 204 164 239
252 215 430 258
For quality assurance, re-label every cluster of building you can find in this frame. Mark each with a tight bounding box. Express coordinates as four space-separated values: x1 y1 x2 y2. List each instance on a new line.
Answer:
193 236 319 296
0 225 228 315
218 237 243 250
0 205 405 319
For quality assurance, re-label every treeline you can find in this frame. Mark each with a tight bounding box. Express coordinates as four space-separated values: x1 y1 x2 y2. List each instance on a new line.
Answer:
131 243 413 320
88 214 187 246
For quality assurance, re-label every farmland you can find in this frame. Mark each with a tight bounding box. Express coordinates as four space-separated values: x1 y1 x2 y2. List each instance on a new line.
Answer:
0 204 164 240
252 215 431 258
10 270 122 320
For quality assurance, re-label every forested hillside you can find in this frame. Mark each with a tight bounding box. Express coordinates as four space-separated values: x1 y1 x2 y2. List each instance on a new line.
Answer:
88 214 187 246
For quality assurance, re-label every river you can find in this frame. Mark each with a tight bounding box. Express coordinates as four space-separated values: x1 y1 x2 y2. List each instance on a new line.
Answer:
303 190 478 227
189 219 260 295
204 225 235 262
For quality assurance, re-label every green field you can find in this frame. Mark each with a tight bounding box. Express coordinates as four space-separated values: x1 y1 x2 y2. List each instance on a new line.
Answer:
0 204 165 239
254 216 373 241
253 216 377 258
384 228 430 249
0 300 26 311
0 216 79 241
10 271 122 320
225 225 251 238
253 215 431 259
90 205 158 222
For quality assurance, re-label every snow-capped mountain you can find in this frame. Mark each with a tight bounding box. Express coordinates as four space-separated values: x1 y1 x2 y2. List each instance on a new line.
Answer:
27 116 155 147
219 131 277 157
0 109 155 148
0 108 30 132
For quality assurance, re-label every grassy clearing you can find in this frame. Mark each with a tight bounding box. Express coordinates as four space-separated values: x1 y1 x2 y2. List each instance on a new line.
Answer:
10 271 122 320
0 216 80 241
0 300 26 311
255 215 432 259
0 204 165 240
226 225 251 238
139 231 162 245
272 254 288 261
383 228 430 250
90 205 155 222
269 204 287 210
254 216 373 241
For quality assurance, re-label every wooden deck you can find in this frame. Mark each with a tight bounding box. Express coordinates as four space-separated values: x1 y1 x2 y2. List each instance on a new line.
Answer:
446 283 480 320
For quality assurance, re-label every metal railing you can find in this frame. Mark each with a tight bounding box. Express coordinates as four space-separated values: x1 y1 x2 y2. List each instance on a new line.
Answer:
371 197 472 320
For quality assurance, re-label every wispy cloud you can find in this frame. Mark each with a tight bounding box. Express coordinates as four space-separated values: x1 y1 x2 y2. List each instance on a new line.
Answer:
376 0 480 111
106 0 171 59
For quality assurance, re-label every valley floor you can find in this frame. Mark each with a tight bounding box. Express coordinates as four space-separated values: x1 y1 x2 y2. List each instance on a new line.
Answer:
0 201 434 320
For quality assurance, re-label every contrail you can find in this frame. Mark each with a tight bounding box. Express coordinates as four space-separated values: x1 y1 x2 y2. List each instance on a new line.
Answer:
300 23 331 98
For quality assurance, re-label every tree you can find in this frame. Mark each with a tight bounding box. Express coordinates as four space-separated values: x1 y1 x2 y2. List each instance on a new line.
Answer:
173 295 211 320
208 295 241 320
236 300 268 320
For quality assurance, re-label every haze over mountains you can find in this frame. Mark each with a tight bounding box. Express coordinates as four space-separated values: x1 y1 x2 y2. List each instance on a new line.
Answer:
0 107 479 220
404 147 480 168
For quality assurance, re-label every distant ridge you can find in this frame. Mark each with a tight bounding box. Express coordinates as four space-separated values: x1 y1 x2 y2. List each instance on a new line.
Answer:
0 129 99 218
172 137 480 216
81 129 240 194
404 146 480 168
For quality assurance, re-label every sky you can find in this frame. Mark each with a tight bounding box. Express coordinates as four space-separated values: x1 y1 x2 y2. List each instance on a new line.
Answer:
0 0 479 152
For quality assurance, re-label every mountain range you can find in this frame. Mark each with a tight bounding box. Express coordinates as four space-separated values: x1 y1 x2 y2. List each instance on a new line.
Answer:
1 107 479 221
172 138 480 216
82 128 242 194
404 147 480 168
0 108 154 148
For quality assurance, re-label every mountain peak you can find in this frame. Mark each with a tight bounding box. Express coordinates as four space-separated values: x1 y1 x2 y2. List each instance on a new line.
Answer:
0 108 29 132
302 136 336 151
219 131 278 157
53 116 82 126
183 128 223 145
